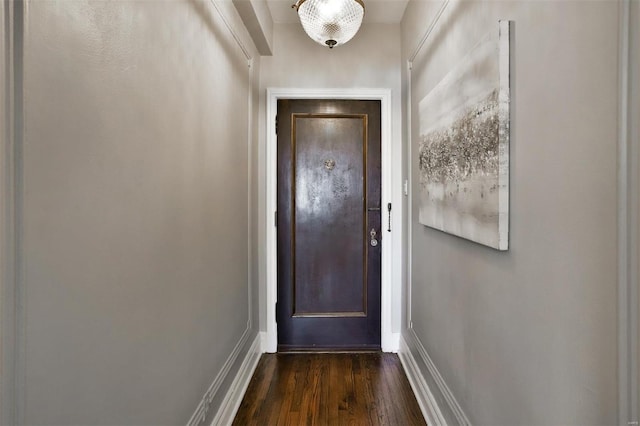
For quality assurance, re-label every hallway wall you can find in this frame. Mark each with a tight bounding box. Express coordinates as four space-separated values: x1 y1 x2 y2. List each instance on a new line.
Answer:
16 0 259 424
402 0 620 424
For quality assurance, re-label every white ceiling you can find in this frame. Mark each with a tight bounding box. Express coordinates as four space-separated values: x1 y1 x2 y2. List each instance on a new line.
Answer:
266 0 409 24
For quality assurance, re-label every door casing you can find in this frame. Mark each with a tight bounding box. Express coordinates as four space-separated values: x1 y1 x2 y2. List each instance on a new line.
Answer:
265 88 400 353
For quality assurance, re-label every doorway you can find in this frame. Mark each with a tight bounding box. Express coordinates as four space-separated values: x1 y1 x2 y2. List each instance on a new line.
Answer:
276 99 381 351
265 88 399 353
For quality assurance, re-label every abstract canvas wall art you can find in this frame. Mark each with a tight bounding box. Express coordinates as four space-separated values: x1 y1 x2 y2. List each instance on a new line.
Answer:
418 20 511 250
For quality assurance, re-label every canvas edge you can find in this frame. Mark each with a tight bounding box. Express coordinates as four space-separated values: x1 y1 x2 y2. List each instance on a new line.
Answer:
497 20 511 251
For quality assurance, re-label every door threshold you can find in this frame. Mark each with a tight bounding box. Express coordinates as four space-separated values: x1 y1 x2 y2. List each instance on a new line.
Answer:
277 346 382 353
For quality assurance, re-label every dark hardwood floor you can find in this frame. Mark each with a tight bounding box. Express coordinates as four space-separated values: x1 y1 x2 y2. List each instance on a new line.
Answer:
232 353 426 426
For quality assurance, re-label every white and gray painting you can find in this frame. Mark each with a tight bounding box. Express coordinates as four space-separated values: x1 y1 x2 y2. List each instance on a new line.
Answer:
418 21 510 250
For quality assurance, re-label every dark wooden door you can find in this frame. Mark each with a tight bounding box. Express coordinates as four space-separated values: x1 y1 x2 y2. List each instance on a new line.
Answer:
277 99 381 351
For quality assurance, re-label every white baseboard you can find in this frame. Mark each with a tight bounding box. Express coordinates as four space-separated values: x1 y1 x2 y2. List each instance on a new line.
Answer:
186 327 262 426
399 334 447 425
259 331 270 353
399 329 471 426
210 333 262 426
383 331 401 353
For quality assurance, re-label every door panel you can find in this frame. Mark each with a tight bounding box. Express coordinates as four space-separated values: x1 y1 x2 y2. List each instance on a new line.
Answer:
294 115 366 316
277 99 381 351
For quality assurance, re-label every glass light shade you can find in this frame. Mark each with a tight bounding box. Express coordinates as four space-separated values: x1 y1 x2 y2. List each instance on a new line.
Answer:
293 0 365 48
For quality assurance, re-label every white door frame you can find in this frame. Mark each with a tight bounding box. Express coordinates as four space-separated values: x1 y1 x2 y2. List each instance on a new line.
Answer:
264 88 400 353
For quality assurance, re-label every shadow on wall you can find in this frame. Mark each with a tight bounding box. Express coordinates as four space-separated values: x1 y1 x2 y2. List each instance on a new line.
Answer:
411 0 472 71
187 0 250 73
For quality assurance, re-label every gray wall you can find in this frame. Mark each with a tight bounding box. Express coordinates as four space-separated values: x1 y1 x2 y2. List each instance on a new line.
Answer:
257 22 404 334
632 0 640 419
18 0 259 424
402 1 620 424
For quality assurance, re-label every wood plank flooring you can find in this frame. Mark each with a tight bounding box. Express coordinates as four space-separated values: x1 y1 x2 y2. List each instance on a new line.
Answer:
232 353 426 426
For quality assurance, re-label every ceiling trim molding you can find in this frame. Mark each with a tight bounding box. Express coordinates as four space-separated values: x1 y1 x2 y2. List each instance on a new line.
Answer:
233 0 274 56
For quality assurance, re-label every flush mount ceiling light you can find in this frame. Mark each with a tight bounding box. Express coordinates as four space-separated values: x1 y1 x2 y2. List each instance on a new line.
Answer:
292 0 365 49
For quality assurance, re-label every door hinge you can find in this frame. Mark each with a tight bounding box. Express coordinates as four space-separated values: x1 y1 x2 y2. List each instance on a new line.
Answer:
275 301 278 323
274 211 278 227
275 115 278 135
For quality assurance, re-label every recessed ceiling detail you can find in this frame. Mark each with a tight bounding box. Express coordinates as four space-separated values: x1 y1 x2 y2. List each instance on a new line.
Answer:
267 0 409 24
